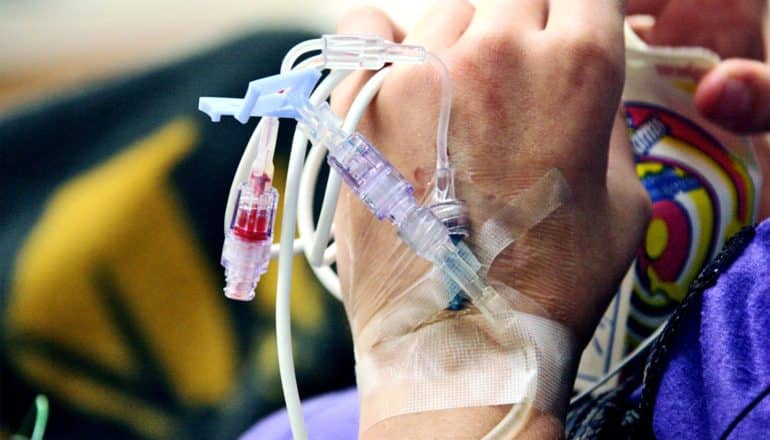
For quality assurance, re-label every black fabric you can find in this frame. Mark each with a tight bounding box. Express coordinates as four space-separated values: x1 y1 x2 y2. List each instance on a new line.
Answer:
567 378 642 440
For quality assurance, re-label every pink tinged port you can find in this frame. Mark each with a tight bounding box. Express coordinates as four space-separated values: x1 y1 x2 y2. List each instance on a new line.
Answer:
221 179 279 301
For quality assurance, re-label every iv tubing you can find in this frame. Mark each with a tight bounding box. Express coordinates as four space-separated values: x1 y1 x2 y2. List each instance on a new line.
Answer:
275 69 349 440
307 55 453 267
427 52 451 175
305 68 392 268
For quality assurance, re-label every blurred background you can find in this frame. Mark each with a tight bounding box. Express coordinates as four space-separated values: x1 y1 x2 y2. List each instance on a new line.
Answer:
0 1 431 439
9 2 767 439
0 0 430 112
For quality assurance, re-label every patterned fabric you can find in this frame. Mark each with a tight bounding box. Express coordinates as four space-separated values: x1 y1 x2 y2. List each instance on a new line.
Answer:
1 32 355 439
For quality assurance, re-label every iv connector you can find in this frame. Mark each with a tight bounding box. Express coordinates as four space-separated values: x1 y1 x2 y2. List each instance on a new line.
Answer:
321 34 426 69
430 200 470 238
221 185 279 301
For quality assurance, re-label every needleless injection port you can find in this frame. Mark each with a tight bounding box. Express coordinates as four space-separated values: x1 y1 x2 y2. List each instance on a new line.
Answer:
221 184 278 300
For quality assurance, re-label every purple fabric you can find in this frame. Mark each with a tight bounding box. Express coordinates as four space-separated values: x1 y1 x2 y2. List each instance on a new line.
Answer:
240 388 359 440
654 220 770 439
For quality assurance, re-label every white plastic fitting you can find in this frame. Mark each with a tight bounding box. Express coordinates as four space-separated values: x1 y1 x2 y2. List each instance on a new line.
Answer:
321 34 426 69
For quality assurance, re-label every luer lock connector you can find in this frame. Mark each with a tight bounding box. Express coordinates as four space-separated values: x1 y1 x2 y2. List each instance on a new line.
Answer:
221 178 278 301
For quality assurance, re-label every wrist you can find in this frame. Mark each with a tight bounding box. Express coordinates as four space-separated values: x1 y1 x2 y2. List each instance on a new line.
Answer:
353 289 579 436
360 405 566 440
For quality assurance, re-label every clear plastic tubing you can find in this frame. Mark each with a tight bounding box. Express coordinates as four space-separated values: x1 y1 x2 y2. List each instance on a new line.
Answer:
307 50 456 265
275 70 349 440
427 52 452 178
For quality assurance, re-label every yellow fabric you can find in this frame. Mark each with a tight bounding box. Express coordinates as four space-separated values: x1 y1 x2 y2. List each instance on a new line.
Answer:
7 120 234 434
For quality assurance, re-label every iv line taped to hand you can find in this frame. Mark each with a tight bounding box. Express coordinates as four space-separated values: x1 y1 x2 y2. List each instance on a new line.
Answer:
198 35 578 439
199 37 486 438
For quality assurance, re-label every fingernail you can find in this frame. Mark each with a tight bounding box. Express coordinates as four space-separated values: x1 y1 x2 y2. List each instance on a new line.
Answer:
711 77 753 122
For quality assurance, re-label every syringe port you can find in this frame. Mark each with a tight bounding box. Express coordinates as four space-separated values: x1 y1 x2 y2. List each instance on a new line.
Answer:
221 184 279 300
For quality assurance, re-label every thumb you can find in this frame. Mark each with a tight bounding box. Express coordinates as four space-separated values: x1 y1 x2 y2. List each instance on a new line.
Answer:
695 59 770 133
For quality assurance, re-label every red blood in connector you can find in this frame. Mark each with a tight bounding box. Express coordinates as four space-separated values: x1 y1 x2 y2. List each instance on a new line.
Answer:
233 208 271 241
232 174 274 242
251 174 271 193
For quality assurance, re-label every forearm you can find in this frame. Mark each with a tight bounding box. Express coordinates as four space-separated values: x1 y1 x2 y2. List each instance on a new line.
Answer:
361 406 565 440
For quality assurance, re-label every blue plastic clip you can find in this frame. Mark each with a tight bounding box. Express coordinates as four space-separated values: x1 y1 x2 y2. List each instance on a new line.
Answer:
198 69 322 123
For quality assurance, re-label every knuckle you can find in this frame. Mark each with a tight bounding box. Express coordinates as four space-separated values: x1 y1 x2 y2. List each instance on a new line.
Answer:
453 33 526 98
557 29 624 85
450 34 530 124
464 32 524 70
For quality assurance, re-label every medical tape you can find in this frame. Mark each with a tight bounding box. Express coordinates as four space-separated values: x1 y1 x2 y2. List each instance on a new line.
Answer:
438 168 570 313
471 168 571 275
353 168 576 434
356 284 576 434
